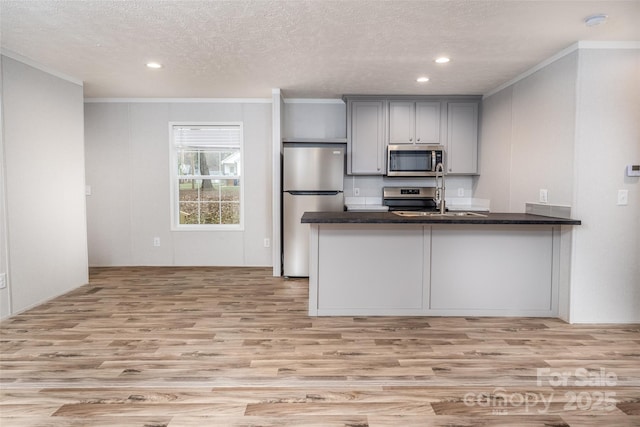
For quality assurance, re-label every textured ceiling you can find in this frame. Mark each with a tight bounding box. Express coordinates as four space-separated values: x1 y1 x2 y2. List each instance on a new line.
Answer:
1 0 639 98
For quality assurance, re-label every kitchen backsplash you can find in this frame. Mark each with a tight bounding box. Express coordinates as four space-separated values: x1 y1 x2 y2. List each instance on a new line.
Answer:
343 174 475 198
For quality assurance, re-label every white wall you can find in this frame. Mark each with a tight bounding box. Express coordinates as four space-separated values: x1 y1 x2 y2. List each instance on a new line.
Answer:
510 53 578 211
477 45 640 323
0 56 9 318
1 55 88 317
473 86 513 211
84 101 272 267
476 52 578 211
570 48 640 323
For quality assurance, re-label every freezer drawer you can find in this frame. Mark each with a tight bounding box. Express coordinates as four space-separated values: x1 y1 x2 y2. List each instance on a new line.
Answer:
283 145 345 191
283 192 344 277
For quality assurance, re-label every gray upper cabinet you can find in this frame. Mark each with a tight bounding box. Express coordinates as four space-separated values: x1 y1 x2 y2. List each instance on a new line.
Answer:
416 102 441 144
389 101 441 144
389 101 414 144
346 99 387 175
345 95 480 176
446 102 478 174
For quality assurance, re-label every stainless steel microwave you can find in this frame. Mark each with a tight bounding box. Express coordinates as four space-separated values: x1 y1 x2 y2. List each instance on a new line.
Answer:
387 144 445 177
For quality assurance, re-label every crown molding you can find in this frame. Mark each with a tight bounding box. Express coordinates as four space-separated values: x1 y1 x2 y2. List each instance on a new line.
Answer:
484 41 640 99
283 98 345 104
1 49 83 86
84 98 272 103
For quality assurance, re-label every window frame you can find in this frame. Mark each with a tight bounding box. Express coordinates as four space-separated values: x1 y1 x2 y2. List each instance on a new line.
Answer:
169 122 244 231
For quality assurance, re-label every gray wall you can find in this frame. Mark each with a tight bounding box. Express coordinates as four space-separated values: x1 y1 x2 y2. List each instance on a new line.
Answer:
84 101 272 267
477 46 640 323
0 55 88 318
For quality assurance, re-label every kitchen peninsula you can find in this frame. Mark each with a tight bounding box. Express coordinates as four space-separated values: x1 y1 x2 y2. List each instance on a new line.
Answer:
302 211 580 317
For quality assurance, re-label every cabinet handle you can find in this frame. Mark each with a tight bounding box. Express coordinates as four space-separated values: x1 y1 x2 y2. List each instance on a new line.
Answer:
417 138 421 142
409 138 412 142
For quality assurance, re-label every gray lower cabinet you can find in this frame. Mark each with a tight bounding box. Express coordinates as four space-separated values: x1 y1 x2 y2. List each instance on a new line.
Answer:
346 99 387 175
446 102 479 174
430 226 553 311
315 225 427 314
308 224 560 317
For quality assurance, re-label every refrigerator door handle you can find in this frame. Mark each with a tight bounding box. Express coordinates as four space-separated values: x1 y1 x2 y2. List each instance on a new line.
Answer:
287 191 341 196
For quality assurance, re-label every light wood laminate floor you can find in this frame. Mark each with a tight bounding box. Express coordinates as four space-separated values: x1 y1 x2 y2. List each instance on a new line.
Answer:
1 267 639 426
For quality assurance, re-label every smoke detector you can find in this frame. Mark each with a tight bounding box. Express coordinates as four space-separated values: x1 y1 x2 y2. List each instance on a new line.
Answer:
584 14 608 27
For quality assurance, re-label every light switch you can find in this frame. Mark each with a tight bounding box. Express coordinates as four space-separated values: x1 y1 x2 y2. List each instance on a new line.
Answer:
539 189 548 203
617 189 628 206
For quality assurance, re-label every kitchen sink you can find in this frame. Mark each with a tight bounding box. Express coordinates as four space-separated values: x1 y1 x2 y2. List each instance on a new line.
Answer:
392 211 488 218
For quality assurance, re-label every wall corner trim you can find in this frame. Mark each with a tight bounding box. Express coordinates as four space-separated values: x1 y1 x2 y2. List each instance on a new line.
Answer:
84 97 272 104
284 98 346 104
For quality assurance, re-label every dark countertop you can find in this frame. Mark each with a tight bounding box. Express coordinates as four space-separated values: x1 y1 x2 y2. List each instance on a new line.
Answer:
301 211 581 225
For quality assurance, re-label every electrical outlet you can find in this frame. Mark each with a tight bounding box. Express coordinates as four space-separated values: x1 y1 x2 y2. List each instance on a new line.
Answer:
153 237 161 247
457 188 464 197
539 189 548 203
264 238 271 248
617 189 629 206
354 188 360 196
0 273 6 289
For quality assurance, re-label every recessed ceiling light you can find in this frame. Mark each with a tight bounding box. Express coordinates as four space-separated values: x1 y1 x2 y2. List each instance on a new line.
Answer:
584 14 608 27
416 77 429 83
146 62 163 69
435 57 450 64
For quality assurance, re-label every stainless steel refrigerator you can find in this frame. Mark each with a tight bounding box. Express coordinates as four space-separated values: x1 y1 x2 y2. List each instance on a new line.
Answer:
283 143 345 277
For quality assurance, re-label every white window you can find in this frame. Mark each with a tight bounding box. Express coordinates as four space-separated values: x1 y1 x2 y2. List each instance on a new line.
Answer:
170 123 243 230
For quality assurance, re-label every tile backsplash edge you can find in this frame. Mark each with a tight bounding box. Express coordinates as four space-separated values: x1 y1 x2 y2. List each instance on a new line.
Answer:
525 203 572 219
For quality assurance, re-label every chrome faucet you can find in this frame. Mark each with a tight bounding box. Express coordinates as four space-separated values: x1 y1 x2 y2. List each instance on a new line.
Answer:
435 162 446 214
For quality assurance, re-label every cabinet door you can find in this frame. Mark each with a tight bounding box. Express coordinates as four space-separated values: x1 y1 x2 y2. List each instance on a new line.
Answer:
415 102 441 144
389 101 415 144
317 225 425 312
447 102 478 174
430 226 553 312
350 101 386 175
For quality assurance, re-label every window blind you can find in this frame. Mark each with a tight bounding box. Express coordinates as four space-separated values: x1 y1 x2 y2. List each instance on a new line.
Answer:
173 125 241 148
